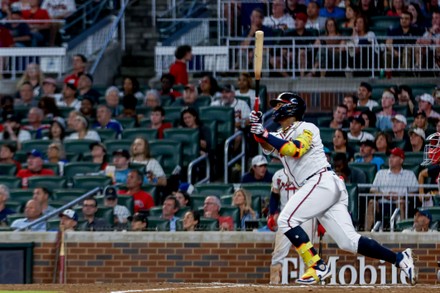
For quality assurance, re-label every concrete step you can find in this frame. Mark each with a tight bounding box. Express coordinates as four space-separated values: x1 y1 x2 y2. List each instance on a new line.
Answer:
120 66 155 78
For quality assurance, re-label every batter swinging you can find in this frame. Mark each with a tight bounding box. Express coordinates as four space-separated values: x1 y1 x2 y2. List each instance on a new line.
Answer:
250 92 417 285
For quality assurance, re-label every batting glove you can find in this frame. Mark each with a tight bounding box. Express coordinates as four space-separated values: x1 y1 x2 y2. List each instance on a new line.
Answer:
250 122 266 136
267 214 278 232
317 223 326 237
249 110 263 123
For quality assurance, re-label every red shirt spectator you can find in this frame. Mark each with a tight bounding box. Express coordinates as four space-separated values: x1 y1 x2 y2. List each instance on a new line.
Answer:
16 149 55 188
169 45 192 85
117 169 155 212
150 106 172 139
0 27 14 47
63 54 87 87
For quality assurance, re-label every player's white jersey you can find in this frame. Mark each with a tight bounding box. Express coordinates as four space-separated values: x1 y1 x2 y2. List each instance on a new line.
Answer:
272 169 297 211
264 121 330 188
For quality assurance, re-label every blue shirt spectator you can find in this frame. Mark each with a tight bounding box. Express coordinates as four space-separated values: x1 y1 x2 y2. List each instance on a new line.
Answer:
10 199 46 231
319 5 345 19
94 105 123 137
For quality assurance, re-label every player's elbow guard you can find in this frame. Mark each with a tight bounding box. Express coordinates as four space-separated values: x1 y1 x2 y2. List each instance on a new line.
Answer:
279 130 313 158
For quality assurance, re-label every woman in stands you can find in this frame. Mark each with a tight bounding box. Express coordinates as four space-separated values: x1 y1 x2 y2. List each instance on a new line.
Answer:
332 129 355 161
412 111 429 131
46 142 67 175
234 72 256 109
65 114 100 141
408 2 427 29
342 4 359 29
179 107 211 155
197 74 221 102
360 109 377 129
16 63 45 97
374 131 393 154
386 0 406 16
349 15 377 75
120 76 143 101
38 96 61 119
182 210 200 231
129 137 167 186
232 188 258 231
397 85 416 115
44 117 66 143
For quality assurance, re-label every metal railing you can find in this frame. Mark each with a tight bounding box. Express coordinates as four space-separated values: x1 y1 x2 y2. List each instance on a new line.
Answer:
187 154 211 185
224 131 245 183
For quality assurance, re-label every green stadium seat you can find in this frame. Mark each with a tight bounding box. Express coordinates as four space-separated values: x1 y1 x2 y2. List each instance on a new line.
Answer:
96 128 117 141
0 176 21 188
147 217 170 231
115 117 136 129
240 183 271 198
251 195 262 217
320 128 335 145
348 163 377 183
404 152 423 166
194 183 234 197
46 219 60 231
28 176 67 190
163 106 184 127
317 117 332 127
21 139 53 153
175 206 191 218
149 139 182 175
9 189 33 202
190 194 208 210
266 162 283 175
392 105 408 116
63 162 102 179
95 206 114 227
236 95 251 108
194 96 212 108
148 206 163 217
72 175 112 190
220 195 233 206
117 195 134 214
370 84 396 101
104 139 133 155
58 106 75 118
412 84 436 98
52 188 88 202
199 106 235 146
396 219 413 231
421 207 440 222
6 202 24 213
197 217 219 231
0 163 17 176
200 119 217 152
64 139 97 154
122 128 158 141
370 16 400 30
163 128 200 166
128 162 145 173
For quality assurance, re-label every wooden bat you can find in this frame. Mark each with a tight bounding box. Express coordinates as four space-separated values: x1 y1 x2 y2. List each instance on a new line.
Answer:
254 30 264 112
52 230 62 283
58 227 66 284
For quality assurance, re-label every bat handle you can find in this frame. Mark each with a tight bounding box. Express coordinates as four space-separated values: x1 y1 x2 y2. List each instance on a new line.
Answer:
254 79 260 113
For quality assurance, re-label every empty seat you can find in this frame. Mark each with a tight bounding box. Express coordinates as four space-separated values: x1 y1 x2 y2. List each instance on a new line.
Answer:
122 128 157 141
199 106 235 146
52 188 88 202
63 162 102 179
149 139 182 175
197 217 219 231
147 217 170 231
240 183 271 198
72 175 112 189
104 139 133 155
64 139 97 154
115 117 136 129
163 128 200 166
28 176 67 190
194 183 234 197
0 163 17 176
0 176 22 188
96 128 117 141
9 189 33 202
348 163 377 183
21 140 53 153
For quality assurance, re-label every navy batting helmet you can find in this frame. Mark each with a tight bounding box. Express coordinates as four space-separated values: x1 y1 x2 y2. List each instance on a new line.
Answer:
270 92 306 122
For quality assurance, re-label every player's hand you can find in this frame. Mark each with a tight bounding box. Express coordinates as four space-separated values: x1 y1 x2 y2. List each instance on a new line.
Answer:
317 223 326 237
250 123 265 136
267 214 278 232
249 110 262 123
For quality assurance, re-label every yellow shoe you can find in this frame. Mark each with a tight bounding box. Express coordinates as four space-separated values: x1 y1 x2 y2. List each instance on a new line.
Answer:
296 263 330 285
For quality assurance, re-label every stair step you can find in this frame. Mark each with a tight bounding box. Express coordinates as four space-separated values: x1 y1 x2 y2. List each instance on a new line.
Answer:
120 66 155 77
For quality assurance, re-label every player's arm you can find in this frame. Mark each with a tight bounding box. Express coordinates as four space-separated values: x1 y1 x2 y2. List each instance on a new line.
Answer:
259 129 313 158
267 186 281 231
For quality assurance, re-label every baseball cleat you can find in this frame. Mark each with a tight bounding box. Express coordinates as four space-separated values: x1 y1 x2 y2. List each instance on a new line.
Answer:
296 262 331 285
396 248 417 285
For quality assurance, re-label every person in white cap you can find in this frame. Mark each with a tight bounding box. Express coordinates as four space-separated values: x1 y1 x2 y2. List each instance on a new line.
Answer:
59 209 78 232
391 114 411 150
241 155 273 183
407 128 426 152
417 94 440 119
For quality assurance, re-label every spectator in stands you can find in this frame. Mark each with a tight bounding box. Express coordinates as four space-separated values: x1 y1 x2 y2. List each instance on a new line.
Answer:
418 161 440 207
232 188 258 230
110 149 131 184
367 148 418 230
6 9 32 47
286 0 307 16
128 212 149 231
386 0 406 16
171 84 198 108
408 2 427 29
103 186 130 225
204 195 234 231
32 186 55 215
426 0 440 14
104 86 123 117
43 118 66 143
391 114 411 149
118 169 155 213
161 195 180 231
333 152 367 184
58 80 81 110
66 110 80 131
40 78 61 102
263 0 295 31
374 131 393 154
23 107 48 132
174 190 190 208
119 94 138 119
235 72 256 109
305 1 326 31
38 96 61 120
46 142 66 174
360 109 377 129
129 138 166 186
41 0 75 45
407 127 425 152
198 74 221 102
417 93 440 119
148 106 172 139
120 76 143 101
93 105 123 137
78 197 110 231
59 209 78 232
0 22 14 48
169 45 192 86
179 107 211 155
65 114 100 141
143 89 161 109
357 82 378 110
15 81 38 107
77 73 100 104
10 199 46 231
0 114 31 149
415 10 440 69
412 111 429 131
348 116 374 141
328 104 349 129
80 96 96 121
397 84 415 115
343 94 361 118
376 90 396 131
403 209 436 232
319 0 345 19
64 54 87 87
342 4 358 29
355 139 385 171
241 155 273 183
159 73 181 101
0 95 14 121
359 0 380 20
17 149 55 188
182 210 200 231
89 141 107 170
22 0 51 46
16 63 44 97
332 129 355 161
0 143 21 171
0 185 15 226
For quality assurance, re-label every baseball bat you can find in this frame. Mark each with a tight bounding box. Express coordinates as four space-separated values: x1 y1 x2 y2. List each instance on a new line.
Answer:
318 234 323 258
254 30 264 112
58 228 65 284
52 230 62 283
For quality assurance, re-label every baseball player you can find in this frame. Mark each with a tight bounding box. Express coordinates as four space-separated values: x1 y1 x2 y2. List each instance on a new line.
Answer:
269 168 316 284
250 92 417 285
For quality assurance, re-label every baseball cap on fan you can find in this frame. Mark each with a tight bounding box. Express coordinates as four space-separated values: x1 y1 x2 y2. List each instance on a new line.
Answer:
417 93 434 105
390 147 405 159
409 128 426 140
252 155 268 166
59 209 79 222
391 114 407 125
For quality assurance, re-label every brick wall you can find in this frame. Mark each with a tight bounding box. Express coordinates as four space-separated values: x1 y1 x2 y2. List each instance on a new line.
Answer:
1 232 439 284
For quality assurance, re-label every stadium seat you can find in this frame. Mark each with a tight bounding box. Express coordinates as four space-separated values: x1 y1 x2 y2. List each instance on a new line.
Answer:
52 188 88 202
63 162 102 179
348 163 377 183
266 162 283 175
115 117 136 129
122 128 158 141
320 128 335 145
135 106 151 117
58 106 75 118
147 217 170 231
104 139 133 154
0 176 21 188
345 183 359 226
96 128 117 141
421 207 440 222
149 139 182 175
164 106 184 127
198 217 219 231
194 96 212 108
194 183 234 197
317 117 332 127
396 219 413 231
176 206 190 218
6 213 25 225
163 128 200 166
47 219 60 231
117 195 134 214
128 162 145 173
148 206 163 217
412 84 436 98
0 163 17 176
190 194 208 210
240 183 271 198
236 95 251 108
199 106 235 146
392 105 408 116
200 119 217 152
251 195 262 217
159 95 173 107
95 206 114 227
219 206 240 229
370 16 400 30
220 194 233 206
28 176 67 190
9 189 33 202
370 84 396 101
404 152 423 166
21 140 53 153
64 139 97 154
72 175 112 190
6 202 24 213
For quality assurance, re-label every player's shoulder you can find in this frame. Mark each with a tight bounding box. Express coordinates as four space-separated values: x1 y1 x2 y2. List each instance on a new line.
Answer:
273 168 286 178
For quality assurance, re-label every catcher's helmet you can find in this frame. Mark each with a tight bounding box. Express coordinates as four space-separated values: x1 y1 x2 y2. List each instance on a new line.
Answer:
270 92 306 122
422 132 440 166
